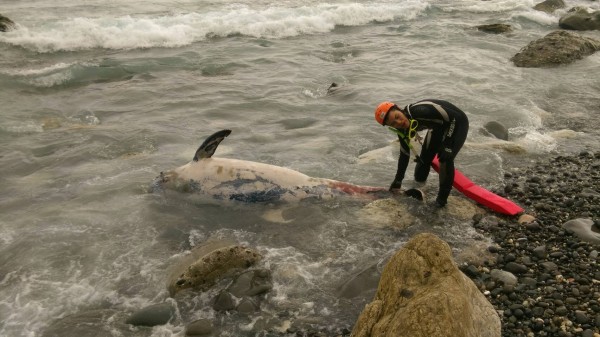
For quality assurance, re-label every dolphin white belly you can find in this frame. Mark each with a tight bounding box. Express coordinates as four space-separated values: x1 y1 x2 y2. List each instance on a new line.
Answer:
155 129 388 202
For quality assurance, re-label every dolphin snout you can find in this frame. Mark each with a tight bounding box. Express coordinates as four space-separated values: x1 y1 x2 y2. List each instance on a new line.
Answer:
148 171 171 193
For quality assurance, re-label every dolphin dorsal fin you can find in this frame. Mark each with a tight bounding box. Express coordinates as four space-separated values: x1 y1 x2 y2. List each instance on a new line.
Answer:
193 129 232 161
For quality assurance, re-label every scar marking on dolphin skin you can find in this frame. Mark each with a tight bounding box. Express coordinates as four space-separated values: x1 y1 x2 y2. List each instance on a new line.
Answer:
217 166 223 174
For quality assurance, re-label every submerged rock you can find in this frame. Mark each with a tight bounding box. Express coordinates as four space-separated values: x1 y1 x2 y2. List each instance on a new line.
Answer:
482 121 509 141
559 7 600 31
358 198 415 229
236 297 260 314
511 30 600 67
167 240 262 296
42 309 135 337
212 269 273 312
336 263 380 299
533 0 566 14
213 290 237 311
351 233 500 337
0 14 16 32
227 268 273 297
476 24 513 34
125 302 176 327
186 319 213 336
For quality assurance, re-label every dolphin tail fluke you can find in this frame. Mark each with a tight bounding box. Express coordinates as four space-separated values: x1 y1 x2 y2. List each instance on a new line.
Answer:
193 129 232 161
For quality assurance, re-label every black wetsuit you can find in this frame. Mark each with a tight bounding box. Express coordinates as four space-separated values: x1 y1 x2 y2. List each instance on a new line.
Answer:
391 99 469 206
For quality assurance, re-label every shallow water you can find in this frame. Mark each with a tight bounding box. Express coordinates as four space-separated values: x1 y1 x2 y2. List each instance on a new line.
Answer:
1 0 600 336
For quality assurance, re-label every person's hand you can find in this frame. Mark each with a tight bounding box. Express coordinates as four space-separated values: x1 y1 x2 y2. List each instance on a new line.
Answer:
389 180 402 194
438 146 454 162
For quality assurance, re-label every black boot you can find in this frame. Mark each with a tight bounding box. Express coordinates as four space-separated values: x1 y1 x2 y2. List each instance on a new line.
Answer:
434 196 447 208
435 188 451 208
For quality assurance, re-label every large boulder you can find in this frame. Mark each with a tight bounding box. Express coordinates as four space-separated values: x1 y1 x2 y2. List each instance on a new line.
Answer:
559 7 600 31
166 240 262 296
0 14 16 32
533 0 566 14
351 233 500 337
511 30 600 67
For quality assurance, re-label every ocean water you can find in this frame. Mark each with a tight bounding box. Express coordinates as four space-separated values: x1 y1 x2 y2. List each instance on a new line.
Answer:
1 0 600 336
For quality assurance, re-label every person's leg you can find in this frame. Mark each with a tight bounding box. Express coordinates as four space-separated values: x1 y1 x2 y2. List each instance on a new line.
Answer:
435 118 468 206
450 117 469 156
436 159 454 206
414 130 443 182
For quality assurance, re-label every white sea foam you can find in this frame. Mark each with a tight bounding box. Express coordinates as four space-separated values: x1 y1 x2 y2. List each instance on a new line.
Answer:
0 62 74 76
518 130 558 153
0 121 45 134
0 62 100 87
511 9 558 26
0 2 429 52
0 272 119 337
435 0 535 13
30 71 74 87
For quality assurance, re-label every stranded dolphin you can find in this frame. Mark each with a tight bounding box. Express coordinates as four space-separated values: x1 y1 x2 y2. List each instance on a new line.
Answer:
154 129 391 202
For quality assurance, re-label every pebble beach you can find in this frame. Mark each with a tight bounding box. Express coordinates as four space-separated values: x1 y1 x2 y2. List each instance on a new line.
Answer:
464 152 600 337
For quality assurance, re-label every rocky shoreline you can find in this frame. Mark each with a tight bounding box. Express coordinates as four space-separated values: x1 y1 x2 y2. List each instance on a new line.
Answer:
463 151 600 337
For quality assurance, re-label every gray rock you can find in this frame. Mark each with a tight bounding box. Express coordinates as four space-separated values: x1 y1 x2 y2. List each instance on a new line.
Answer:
490 269 518 286
125 302 176 327
556 306 569 316
521 277 537 288
213 290 236 311
533 245 548 259
511 30 600 67
533 0 566 14
482 121 509 141
559 7 600 31
580 188 600 198
563 218 600 244
42 309 134 337
575 310 590 324
227 269 273 297
583 329 595 337
186 319 213 336
525 222 541 231
504 262 528 275
236 297 259 314
540 262 558 271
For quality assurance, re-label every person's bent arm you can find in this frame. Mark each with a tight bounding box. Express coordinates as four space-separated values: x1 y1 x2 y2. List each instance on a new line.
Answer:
390 134 411 191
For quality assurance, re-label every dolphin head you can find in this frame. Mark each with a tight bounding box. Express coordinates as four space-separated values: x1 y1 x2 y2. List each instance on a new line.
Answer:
151 130 231 194
149 170 172 193
151 169 202 194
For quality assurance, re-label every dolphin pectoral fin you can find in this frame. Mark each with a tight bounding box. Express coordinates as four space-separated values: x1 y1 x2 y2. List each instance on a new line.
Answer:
261 208 294 224
193 129 232 161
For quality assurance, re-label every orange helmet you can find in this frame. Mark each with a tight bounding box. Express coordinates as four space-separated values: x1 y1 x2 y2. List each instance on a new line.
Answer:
374 101 396 125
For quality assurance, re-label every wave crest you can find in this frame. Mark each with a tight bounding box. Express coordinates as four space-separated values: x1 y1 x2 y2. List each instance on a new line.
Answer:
0 2 429 52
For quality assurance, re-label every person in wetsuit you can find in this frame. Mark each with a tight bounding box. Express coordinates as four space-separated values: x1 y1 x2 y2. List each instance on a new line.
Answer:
374 99 469 207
